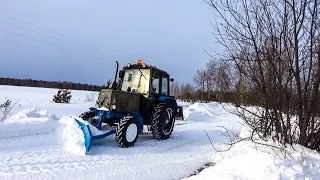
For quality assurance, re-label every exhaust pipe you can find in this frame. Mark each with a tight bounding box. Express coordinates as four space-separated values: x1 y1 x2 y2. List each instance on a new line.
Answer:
112 61 119 90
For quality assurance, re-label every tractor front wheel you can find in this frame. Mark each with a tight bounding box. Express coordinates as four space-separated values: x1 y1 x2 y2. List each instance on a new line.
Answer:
151 102 175 140
115 115 139 148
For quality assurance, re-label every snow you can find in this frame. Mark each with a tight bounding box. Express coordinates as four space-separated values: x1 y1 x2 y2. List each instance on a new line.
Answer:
0 85 98 118
0 85 320 180
186 144 320 180
186 127 320 180
58 116 86 155
0 107 59 139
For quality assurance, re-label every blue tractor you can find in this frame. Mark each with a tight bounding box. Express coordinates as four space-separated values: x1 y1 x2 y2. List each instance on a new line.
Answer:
75 60 184 152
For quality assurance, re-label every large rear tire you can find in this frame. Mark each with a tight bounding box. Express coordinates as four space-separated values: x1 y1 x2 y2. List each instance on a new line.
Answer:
151 102 175 140
115 115 139 148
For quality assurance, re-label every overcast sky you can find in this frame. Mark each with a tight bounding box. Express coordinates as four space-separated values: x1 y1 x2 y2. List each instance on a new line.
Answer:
0 0 221 85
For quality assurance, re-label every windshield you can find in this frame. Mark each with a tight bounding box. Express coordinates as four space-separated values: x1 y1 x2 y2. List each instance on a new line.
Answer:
121 69 150 94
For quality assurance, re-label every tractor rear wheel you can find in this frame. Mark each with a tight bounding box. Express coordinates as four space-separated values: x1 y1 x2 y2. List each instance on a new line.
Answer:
115 115 139 148
151 102 175 140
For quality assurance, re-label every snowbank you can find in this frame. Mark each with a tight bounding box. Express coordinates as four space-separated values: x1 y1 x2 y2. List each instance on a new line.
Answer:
182 102 242 131
177 101 190 107
57 116 87 155
186 127 320 180
183 102 220 121
0 107 59 139
0 106 87 155
182 102 236 121
0 105 103 156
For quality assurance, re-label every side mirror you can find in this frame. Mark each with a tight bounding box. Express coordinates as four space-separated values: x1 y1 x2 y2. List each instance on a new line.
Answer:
119 70 125 79
170 78 174 82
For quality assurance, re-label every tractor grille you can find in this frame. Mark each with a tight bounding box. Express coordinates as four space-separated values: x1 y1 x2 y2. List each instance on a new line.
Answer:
96 89 140 112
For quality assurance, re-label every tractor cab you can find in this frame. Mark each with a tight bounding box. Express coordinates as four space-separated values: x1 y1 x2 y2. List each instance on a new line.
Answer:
118 60 173 98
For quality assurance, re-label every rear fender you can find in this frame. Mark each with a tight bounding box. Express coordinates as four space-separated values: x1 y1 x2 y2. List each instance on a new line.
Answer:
157 96 177 106
157 96 183 119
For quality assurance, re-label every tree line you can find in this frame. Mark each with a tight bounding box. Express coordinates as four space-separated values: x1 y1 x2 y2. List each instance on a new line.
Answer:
0 77 104 91
170 60 237 104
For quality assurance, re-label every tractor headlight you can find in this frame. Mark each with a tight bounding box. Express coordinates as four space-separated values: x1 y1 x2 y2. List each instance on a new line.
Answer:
111 104 116 110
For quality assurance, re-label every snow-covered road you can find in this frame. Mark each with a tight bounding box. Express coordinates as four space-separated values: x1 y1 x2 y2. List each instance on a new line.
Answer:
0 85 242 180
0 106 241 180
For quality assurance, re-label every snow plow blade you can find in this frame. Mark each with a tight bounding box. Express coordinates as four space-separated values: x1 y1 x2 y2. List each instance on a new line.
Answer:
74 117 116 153
75 118 93 153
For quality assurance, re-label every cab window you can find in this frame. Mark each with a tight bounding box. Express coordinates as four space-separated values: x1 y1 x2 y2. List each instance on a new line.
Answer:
121 69 150 94
152 75 160 94
161 76 168 95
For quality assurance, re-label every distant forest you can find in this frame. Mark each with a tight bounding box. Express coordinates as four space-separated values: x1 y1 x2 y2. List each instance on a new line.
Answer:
0 77 105 91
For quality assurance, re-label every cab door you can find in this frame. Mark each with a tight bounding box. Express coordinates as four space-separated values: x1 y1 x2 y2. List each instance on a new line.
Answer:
150 70 184 120
150 70 169 96
160 74 169 96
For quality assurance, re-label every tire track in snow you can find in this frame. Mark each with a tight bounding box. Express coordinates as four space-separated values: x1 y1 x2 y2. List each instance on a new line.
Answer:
2 160 101 175
0 132 52 140
163 140 198 151
0 150 118 178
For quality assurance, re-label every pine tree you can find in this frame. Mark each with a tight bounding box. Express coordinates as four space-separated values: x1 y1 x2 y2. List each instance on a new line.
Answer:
62 89 72 103
53 89 72 103
53 89 62 103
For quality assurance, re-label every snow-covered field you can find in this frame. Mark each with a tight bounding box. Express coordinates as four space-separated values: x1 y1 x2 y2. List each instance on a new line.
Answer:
0 85 320 180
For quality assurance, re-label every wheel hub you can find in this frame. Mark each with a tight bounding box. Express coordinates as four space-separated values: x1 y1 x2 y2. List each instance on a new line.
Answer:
162 108 173 134
126 123 138 142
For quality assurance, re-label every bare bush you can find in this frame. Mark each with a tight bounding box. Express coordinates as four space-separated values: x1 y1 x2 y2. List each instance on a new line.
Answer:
0 98 18 122
0 99 11 122
85 92 98 102
193 69 206 102
205 0 320 151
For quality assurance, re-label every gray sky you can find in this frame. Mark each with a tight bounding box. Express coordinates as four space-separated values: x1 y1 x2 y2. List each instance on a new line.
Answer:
0 0 220 85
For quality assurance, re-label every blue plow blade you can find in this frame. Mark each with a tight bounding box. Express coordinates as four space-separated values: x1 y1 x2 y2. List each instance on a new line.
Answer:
74 117 115 153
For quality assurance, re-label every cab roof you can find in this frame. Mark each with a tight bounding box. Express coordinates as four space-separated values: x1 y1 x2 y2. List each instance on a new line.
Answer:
122 62 169 76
